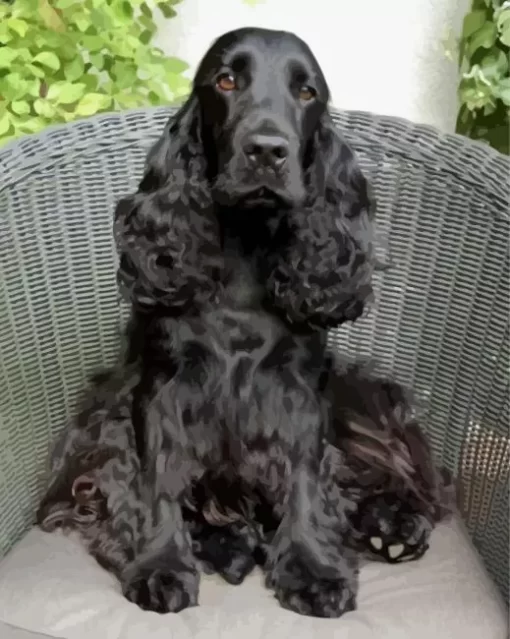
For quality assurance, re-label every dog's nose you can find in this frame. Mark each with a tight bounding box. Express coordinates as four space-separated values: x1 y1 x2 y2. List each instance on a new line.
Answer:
243 134 289 169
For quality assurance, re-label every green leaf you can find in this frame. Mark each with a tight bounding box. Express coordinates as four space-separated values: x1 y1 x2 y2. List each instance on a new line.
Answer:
47 81 86 104
0 23 13 44
0 113 11 136
111 61 138 89
10 100 31 115
496 7 510 31
81 35 105 52
73 13 91 32
479 50 508 80
121 1 134 18
147 78 172 99
110 0 133 24
139 14 156 31
1 73 29 100
60 111 77 123
59 83 87 104
497 78 510 106
33 51 61 71
90 52 104 70
15 48 32 63
141 2 153 18
34 98 56 118
462 10 487 39
55 0 79 9
163 56 188 74
18 117 47 133
75 92 112 116
102 55 115 72
90 9 114 30
173 82 190 99
26 80 43 98
139 29 153 45
114 92 144 108
35 30 69 51
39 0 66 32
468 22 498 56
64 57 85 81
7 18 29 37
501 27 510 45
0 3 10 19
0 48 18 67
158 3 177 18
148 90 162 105
81 74 100 91
496 7 510 45
459 78 495 111
110 38 137 58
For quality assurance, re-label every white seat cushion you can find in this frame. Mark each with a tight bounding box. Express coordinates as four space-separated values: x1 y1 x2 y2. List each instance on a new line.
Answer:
0 517 507 639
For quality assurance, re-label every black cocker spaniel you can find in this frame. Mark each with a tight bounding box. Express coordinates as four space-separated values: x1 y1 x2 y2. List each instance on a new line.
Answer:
38 26 391 620
113 26 375 617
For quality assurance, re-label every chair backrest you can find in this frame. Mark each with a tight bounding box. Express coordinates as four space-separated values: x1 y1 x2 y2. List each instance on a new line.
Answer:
1 106 508 599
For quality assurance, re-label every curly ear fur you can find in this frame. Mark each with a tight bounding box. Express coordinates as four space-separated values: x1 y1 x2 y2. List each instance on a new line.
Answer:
266 114 375 330
114 97 222 314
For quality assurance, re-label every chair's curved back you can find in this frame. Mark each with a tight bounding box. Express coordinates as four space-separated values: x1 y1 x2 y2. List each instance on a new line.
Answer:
1 107 508 599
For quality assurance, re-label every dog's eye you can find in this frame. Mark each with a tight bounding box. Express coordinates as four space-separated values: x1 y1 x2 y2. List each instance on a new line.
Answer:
216 73 237 92
299 85 316 101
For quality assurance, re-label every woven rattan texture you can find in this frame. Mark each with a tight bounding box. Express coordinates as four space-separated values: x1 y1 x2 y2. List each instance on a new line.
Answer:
1 106 509 600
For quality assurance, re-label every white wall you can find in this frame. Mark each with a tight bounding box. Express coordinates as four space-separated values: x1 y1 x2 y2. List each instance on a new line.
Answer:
155 0 471 133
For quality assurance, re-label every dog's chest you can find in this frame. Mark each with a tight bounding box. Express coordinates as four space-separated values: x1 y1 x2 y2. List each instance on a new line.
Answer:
173 252 285 362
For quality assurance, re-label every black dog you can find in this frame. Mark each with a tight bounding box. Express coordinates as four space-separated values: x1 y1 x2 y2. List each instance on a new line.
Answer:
113 27 375 617
39 27 376 619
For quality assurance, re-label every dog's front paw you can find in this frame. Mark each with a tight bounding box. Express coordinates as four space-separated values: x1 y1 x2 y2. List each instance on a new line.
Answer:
350 492 432 564
267 551 356 618
122 567 199 613
274 578 356 618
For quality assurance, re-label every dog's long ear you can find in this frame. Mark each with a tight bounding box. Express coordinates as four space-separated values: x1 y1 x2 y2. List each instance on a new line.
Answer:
266 112 375 330
114 95 221 314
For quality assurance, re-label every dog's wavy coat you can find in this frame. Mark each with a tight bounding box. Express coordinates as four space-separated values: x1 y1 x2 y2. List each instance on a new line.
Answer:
37 365 456 609
40 27 376 618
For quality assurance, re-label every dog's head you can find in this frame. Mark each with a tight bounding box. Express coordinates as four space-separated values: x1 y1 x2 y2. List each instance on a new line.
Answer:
115 27 375 328
192 28 331 209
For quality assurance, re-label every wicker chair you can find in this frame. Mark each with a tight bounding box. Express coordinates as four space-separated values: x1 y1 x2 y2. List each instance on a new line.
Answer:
0 107 508 638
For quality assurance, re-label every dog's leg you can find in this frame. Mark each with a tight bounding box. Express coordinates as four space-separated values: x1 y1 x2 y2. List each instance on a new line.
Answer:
254 383 359 618
118 451 202 613
266 459 359 618
120 496 200 614
120 357 214 614
239 365 358 618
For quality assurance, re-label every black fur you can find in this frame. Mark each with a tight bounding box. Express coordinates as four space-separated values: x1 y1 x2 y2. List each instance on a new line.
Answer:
114 27 374 617
40 27 378 618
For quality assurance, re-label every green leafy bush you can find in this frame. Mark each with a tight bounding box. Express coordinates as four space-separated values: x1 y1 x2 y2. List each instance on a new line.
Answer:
0 0 190 145
456 0 510 154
